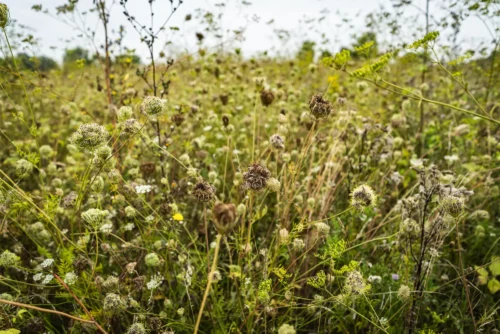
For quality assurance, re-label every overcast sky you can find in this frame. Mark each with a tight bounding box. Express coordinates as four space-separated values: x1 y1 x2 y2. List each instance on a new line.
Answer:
4 0 497 62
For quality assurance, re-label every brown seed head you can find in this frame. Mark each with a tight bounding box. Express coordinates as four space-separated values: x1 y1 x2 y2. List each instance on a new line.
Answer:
192 181 215 202
213 202 238 234
260 89 275 107
309 94 333 119
243 163 271 191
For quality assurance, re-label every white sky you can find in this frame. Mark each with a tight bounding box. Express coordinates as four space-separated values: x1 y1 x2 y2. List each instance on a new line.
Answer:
4 0 497 62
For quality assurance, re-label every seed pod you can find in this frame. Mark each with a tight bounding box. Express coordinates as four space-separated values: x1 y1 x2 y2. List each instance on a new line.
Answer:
243 163 271 191
309 94 333 119
260 89 275 107
213 202 238 234
350 184 376 209
192 181 216 202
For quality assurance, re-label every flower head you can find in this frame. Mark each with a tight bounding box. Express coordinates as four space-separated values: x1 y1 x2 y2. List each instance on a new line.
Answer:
141 96 166 116
309 94 333 119
192 180 216 202
70 123 109 150
350 184 376 209
213 202 238 234
243 163 271 191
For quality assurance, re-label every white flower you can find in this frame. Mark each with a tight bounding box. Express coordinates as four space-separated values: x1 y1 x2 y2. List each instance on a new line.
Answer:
315 222 330 235
135 185 152 194
64 272 78 285
42 274 54 285
410 158 424 168
368 275 382 283
444 155 459 165
124 223 135 231
33 273 44 281
41 258 55 268
100 222 113 234
147 274 164 290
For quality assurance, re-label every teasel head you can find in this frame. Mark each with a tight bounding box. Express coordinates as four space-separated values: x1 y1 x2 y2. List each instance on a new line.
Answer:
192 180 216 202
0 3 10 29
440 195 465 217
350 184 376 209
309 94 333 119
212 202 238 234
243 163 271 191
260 89 275 107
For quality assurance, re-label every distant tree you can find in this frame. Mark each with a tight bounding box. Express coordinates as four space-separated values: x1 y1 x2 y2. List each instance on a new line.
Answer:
115 54 141 65
63 47 90 65
297 40 315 64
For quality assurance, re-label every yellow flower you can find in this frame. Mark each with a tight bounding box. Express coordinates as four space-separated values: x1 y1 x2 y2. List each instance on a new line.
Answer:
173 213 184 221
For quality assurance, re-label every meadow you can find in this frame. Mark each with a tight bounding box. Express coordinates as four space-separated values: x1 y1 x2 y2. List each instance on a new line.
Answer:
0 1 499 333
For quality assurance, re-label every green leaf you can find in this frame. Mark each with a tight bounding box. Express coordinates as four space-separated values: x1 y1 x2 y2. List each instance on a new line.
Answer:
475 265 489 278
487 278 500 294
489 256 500 276
0 329 21 334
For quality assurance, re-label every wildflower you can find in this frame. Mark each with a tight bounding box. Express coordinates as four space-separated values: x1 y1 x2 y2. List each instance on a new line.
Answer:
278 323 296 334
135 184 152 194
127 323 146 334
141 96 166 116
270 134 285 150
41 258 54 268
344 270 368 295
192 180 216 202
397 284 411 301
260 89 275 107
292 238 305 250
125 206 137 218
118 106 133 122
177 307 185 316
266 177 281 192
126 262 137 274
392 273 400 280
81 208 109 228
103 293 126 312
16 159 34 177
279 228 289 244
102 276 119 291
172 212 184 221
0 250 20 267
70 123 109 150
309 94 333 119
39 145 54 159
368 275 382 283
120 118 141 136
440 195 465 217
147 274 164 290
100 222 113 234
243 163 271 191
64 272 78 286
213 202 238 234
61 191 78 208
350 184 376 209
33 273 44 282
145 253 161 267
42 274 54 285
237 203 246 216
315 222 330 235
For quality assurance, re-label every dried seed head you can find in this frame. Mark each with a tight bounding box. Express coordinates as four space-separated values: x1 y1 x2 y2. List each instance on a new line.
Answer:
344 270 368 295
120 118 141 136
117 106 133 122
171 113 185 126
141 96 166 116
192 181 216 202
309 94 333 119
213 202 238 234
243 163 271 191
350 184 376 209
440 195 464 217
260 89 275 107
70 123 109 150
270 134 285 150
140 162 156 178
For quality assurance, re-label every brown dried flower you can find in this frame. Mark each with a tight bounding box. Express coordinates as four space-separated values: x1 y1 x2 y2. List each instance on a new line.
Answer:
309 94 333 119
192 181 216 202
213 202 238 234
243 163 271 191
